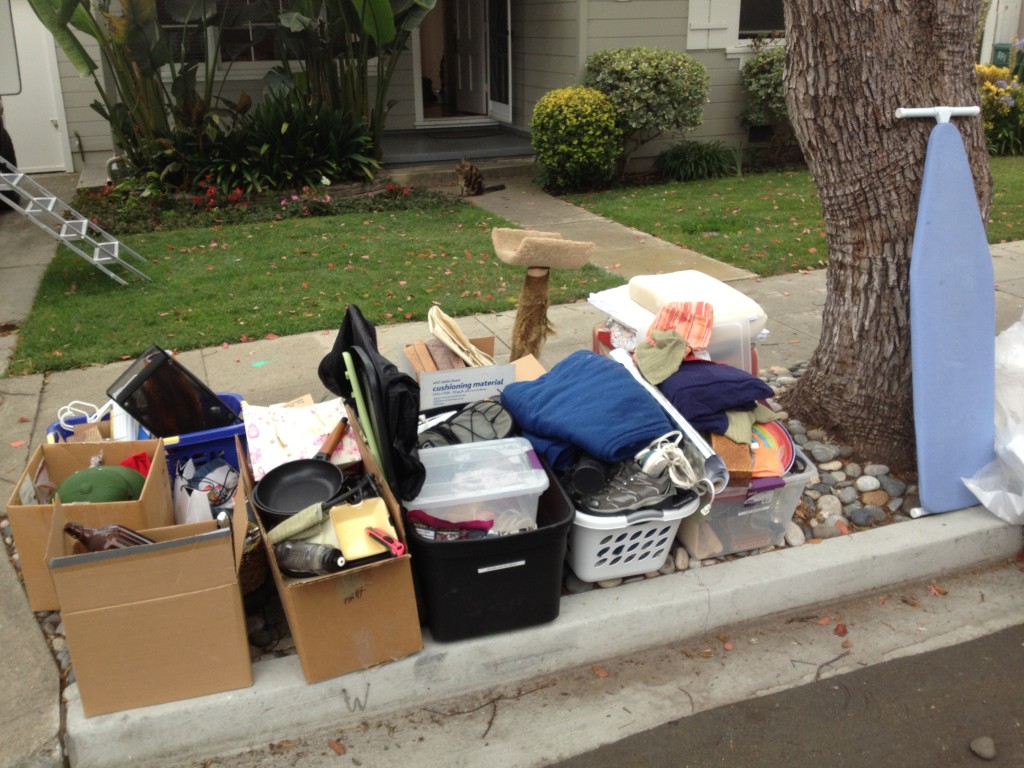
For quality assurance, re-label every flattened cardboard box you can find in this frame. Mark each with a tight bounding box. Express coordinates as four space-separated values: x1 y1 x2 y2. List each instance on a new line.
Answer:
245 405 422 684
6 439 175 611
47 504 252 717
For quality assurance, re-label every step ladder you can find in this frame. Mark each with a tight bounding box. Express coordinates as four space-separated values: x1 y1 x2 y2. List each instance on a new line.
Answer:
0 155 150 285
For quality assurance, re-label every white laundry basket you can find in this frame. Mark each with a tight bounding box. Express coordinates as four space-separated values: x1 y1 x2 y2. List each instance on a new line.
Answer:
566 494 699 582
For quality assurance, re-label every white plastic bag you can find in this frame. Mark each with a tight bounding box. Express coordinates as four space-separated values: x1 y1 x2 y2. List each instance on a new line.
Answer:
963 429 1024 524
963 311 1024 524
995 312 1024 432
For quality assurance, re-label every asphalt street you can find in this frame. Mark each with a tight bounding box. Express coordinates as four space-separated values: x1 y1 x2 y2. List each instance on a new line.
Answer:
552 623 1024 768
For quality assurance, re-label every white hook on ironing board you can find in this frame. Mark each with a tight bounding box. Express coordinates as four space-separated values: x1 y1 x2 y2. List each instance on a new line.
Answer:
894 106 981 123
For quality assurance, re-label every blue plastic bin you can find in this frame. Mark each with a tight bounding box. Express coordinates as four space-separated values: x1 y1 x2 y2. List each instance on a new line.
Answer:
47 393 247 478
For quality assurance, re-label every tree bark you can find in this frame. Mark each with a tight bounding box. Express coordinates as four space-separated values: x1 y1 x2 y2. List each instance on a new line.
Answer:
781 0 992 475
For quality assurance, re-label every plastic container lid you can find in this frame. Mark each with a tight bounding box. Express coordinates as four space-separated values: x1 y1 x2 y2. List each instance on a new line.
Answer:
409 437 549 511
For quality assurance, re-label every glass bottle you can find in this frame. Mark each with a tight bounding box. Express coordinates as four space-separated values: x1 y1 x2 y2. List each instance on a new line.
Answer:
63 522 155 552
273 540 346 577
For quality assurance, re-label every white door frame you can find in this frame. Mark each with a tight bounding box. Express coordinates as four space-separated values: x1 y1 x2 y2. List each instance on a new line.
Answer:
411 0 511 128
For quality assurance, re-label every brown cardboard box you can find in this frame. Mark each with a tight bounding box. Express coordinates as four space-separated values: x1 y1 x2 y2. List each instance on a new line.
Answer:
47 505 252 717
6 439 175 611
246 405 423 684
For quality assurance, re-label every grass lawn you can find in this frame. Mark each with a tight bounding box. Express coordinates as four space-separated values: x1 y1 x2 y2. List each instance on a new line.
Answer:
565 156 1024 276
8 199 623 375
10 156 1023 375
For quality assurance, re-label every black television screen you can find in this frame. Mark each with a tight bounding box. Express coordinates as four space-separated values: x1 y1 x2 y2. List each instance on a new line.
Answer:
106 345 241 437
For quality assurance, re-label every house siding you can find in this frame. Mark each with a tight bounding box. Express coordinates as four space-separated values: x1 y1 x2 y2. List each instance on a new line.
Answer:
514 0 580 131
51 0 754 172
55 35 114 170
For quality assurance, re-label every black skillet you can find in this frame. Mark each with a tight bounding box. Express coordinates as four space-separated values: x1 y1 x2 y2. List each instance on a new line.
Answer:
253 417 357 527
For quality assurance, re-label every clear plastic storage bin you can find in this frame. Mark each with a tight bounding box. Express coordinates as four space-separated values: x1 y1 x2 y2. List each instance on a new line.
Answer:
677 446 814 559
407 437 550 530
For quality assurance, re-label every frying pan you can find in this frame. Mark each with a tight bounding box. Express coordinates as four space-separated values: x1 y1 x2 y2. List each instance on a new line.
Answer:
253 417 353 527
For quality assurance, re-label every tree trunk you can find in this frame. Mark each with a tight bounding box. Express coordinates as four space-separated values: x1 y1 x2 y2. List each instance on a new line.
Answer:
781 0 992 476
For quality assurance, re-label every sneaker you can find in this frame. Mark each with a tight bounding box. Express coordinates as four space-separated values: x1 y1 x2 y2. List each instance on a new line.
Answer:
581 460 674 514
635 431 702 490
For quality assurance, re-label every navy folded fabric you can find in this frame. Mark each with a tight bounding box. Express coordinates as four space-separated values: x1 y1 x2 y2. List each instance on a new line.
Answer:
501 350 675 470
658 359 774 434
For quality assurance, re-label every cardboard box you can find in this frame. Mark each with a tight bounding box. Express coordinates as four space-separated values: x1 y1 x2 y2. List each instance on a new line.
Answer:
6 439 175 611
47 505 252 717
246 405 423 684
404 334 545 411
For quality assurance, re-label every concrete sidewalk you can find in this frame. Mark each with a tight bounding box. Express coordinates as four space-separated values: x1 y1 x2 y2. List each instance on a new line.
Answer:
1 172 1023 767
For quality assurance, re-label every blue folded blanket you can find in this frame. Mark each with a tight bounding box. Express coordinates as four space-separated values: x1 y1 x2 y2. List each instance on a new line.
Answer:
501 350 675 470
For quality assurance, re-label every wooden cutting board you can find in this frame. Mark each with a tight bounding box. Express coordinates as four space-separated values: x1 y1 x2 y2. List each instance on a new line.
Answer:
910 121 995 514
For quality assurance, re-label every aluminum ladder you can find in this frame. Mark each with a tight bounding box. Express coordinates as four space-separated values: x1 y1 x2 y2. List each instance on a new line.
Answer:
0 156 150 285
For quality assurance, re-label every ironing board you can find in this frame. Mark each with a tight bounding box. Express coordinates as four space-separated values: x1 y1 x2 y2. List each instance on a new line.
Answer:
907 115 995 514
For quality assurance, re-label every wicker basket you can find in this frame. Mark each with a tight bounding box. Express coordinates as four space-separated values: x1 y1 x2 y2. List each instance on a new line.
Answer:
239 523 268 594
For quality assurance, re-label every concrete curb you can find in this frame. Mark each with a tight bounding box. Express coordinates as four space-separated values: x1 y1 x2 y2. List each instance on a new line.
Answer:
63 506 1021 768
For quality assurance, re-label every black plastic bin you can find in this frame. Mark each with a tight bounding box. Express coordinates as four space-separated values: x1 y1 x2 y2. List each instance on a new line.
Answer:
406 467 575 642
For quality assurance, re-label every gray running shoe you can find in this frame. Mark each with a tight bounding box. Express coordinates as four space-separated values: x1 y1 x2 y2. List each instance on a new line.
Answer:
581 460 673 514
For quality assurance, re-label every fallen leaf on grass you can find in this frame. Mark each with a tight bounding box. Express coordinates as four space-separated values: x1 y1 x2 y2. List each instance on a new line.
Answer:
592 665 609 678
928 580 948 597
265 333 279 340
328 740 346 755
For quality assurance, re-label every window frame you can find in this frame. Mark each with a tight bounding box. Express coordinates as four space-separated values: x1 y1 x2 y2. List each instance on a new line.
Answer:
687 0 785 59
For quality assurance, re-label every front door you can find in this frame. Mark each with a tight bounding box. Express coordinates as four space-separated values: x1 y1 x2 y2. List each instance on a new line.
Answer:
416 0 511 123
5 0 71 172
453 0 487 114
486 0 510 121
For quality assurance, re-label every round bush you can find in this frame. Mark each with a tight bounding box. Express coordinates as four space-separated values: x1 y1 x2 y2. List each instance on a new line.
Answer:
530 86 624 192
740 44 787 128
584 47 710 137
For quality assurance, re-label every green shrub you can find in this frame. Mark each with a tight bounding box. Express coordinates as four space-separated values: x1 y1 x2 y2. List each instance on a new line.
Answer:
530 86 624 193
584 47 710 164
740 43 788 128
655 140 737 181
739 41 803 167
197 91 379 194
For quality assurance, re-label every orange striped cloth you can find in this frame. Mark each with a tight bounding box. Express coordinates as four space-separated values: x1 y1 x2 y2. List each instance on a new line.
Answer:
644 301 714 352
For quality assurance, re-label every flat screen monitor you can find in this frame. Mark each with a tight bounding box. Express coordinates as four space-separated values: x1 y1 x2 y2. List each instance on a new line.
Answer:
106 345 241 437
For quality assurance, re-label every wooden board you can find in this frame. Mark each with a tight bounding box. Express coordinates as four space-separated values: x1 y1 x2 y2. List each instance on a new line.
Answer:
910 121 995 514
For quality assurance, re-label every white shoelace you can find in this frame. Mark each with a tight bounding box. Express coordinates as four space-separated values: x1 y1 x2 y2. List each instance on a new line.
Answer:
636 431 713 495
